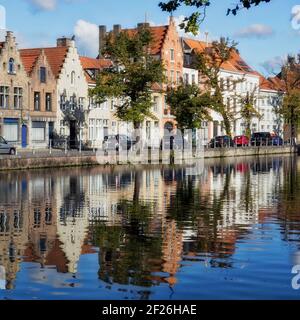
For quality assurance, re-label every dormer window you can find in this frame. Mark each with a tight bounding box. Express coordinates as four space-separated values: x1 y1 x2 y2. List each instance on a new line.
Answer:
8 58 15 74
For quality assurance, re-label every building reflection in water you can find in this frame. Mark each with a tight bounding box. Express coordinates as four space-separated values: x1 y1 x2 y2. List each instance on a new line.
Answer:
0 156 299 296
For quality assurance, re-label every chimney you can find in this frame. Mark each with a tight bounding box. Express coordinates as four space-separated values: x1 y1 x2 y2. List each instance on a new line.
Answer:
113 24 121 36
137 22 150 30
57 37 73 47
99 25 107 58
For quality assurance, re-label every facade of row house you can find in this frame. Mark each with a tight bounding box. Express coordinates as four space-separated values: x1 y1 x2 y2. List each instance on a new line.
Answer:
21 38 88 146
98 18 183 140
0 32 30 147
19 49 57 147
0 23 284 150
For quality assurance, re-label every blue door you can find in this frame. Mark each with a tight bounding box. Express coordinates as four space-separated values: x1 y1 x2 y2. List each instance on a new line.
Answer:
22 125 27 148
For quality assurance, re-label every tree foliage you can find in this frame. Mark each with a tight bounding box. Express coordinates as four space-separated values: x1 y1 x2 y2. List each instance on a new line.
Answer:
166 84 212 130
193 37 239 136
90 27 165 129
159 0 272 34
277 55 300 140
240 90 261 137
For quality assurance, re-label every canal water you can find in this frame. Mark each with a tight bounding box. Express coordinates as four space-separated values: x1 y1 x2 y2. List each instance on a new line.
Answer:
0 155 300 300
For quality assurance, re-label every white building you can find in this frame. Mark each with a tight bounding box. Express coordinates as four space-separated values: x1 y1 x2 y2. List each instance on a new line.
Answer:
182 38 282 139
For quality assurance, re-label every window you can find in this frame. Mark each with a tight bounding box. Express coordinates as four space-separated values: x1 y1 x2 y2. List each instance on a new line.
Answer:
227 78 230 90
176 71 181 84
153 96 159 113
184 73 189 84
14 88 22 109
78 97 84 110
146 121 151 139
192 74 196 85
71 71 75 85
45 93 52 111
8 58 15 74
227 98 230 111
170 70 174 83
0 86 9 108
170 49 175 62
60 94 66 110
34 92 40 111
40 67 46 83
220 78 224 91
32 121 46 141
70 95 76 110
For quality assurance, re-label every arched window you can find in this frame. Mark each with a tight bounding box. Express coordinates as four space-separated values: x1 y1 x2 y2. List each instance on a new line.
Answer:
71 71 75 85
8 58 15 74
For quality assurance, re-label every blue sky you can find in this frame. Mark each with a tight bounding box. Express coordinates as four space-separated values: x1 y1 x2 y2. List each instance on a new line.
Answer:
0 0 300 75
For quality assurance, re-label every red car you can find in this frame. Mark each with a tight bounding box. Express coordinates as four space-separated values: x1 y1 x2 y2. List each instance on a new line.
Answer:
234 135 249 147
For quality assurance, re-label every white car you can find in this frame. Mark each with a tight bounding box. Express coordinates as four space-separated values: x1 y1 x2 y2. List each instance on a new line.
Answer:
0 136 16 155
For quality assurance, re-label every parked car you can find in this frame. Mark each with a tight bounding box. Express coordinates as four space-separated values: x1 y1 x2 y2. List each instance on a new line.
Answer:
0 136 16 155
209 136 234 148
103 134 136 151
271 135 283 146
234 135 249 147
250 132 272 146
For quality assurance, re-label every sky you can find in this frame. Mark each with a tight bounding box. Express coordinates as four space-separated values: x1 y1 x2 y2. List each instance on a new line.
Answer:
0 0 300 76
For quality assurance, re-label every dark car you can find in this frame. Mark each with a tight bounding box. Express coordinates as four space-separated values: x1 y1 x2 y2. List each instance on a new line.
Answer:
103 134 136 151
234 135 249 147
251 132 272 146
210 136 234 148
271 135 284 146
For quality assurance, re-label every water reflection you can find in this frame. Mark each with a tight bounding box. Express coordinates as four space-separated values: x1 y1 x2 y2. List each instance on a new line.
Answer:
0 156 299 299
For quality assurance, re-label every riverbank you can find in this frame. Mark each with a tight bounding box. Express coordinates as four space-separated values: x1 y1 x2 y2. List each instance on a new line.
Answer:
0 145 295 171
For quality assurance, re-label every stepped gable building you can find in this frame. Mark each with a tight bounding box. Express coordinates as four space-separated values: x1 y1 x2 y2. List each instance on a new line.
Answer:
19 48 57 147
0 31 30 147
20 38 89 143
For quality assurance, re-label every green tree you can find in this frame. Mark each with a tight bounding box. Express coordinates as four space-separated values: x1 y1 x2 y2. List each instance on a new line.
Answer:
159 0 272 34
90 27 165 131
239 89 261 138
166 84 212 130
277 56 300 142
193 37 240 136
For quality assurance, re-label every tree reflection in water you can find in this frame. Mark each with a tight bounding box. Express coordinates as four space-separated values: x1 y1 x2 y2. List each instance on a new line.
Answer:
1 157 300 299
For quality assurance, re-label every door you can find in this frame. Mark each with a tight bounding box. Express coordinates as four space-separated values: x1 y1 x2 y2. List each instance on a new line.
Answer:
69 121 77 149
22 125 27 148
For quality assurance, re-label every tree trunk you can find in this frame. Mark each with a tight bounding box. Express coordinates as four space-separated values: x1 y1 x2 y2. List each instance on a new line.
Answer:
222 113 232 136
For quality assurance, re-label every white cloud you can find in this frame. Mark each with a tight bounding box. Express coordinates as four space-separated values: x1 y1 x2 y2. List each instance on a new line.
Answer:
27 0 56 11
291 5 300 30
26 0 80 11
235 24 274 39
74 19 99 57
261 55 286 75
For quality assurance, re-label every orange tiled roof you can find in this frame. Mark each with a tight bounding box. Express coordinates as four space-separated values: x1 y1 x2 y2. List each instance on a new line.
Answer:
253 71 278 91
80 56 112 84
80 56 112 69
122 25 169 55
183 38 256 75
19 47 68 78
19 50 40 74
